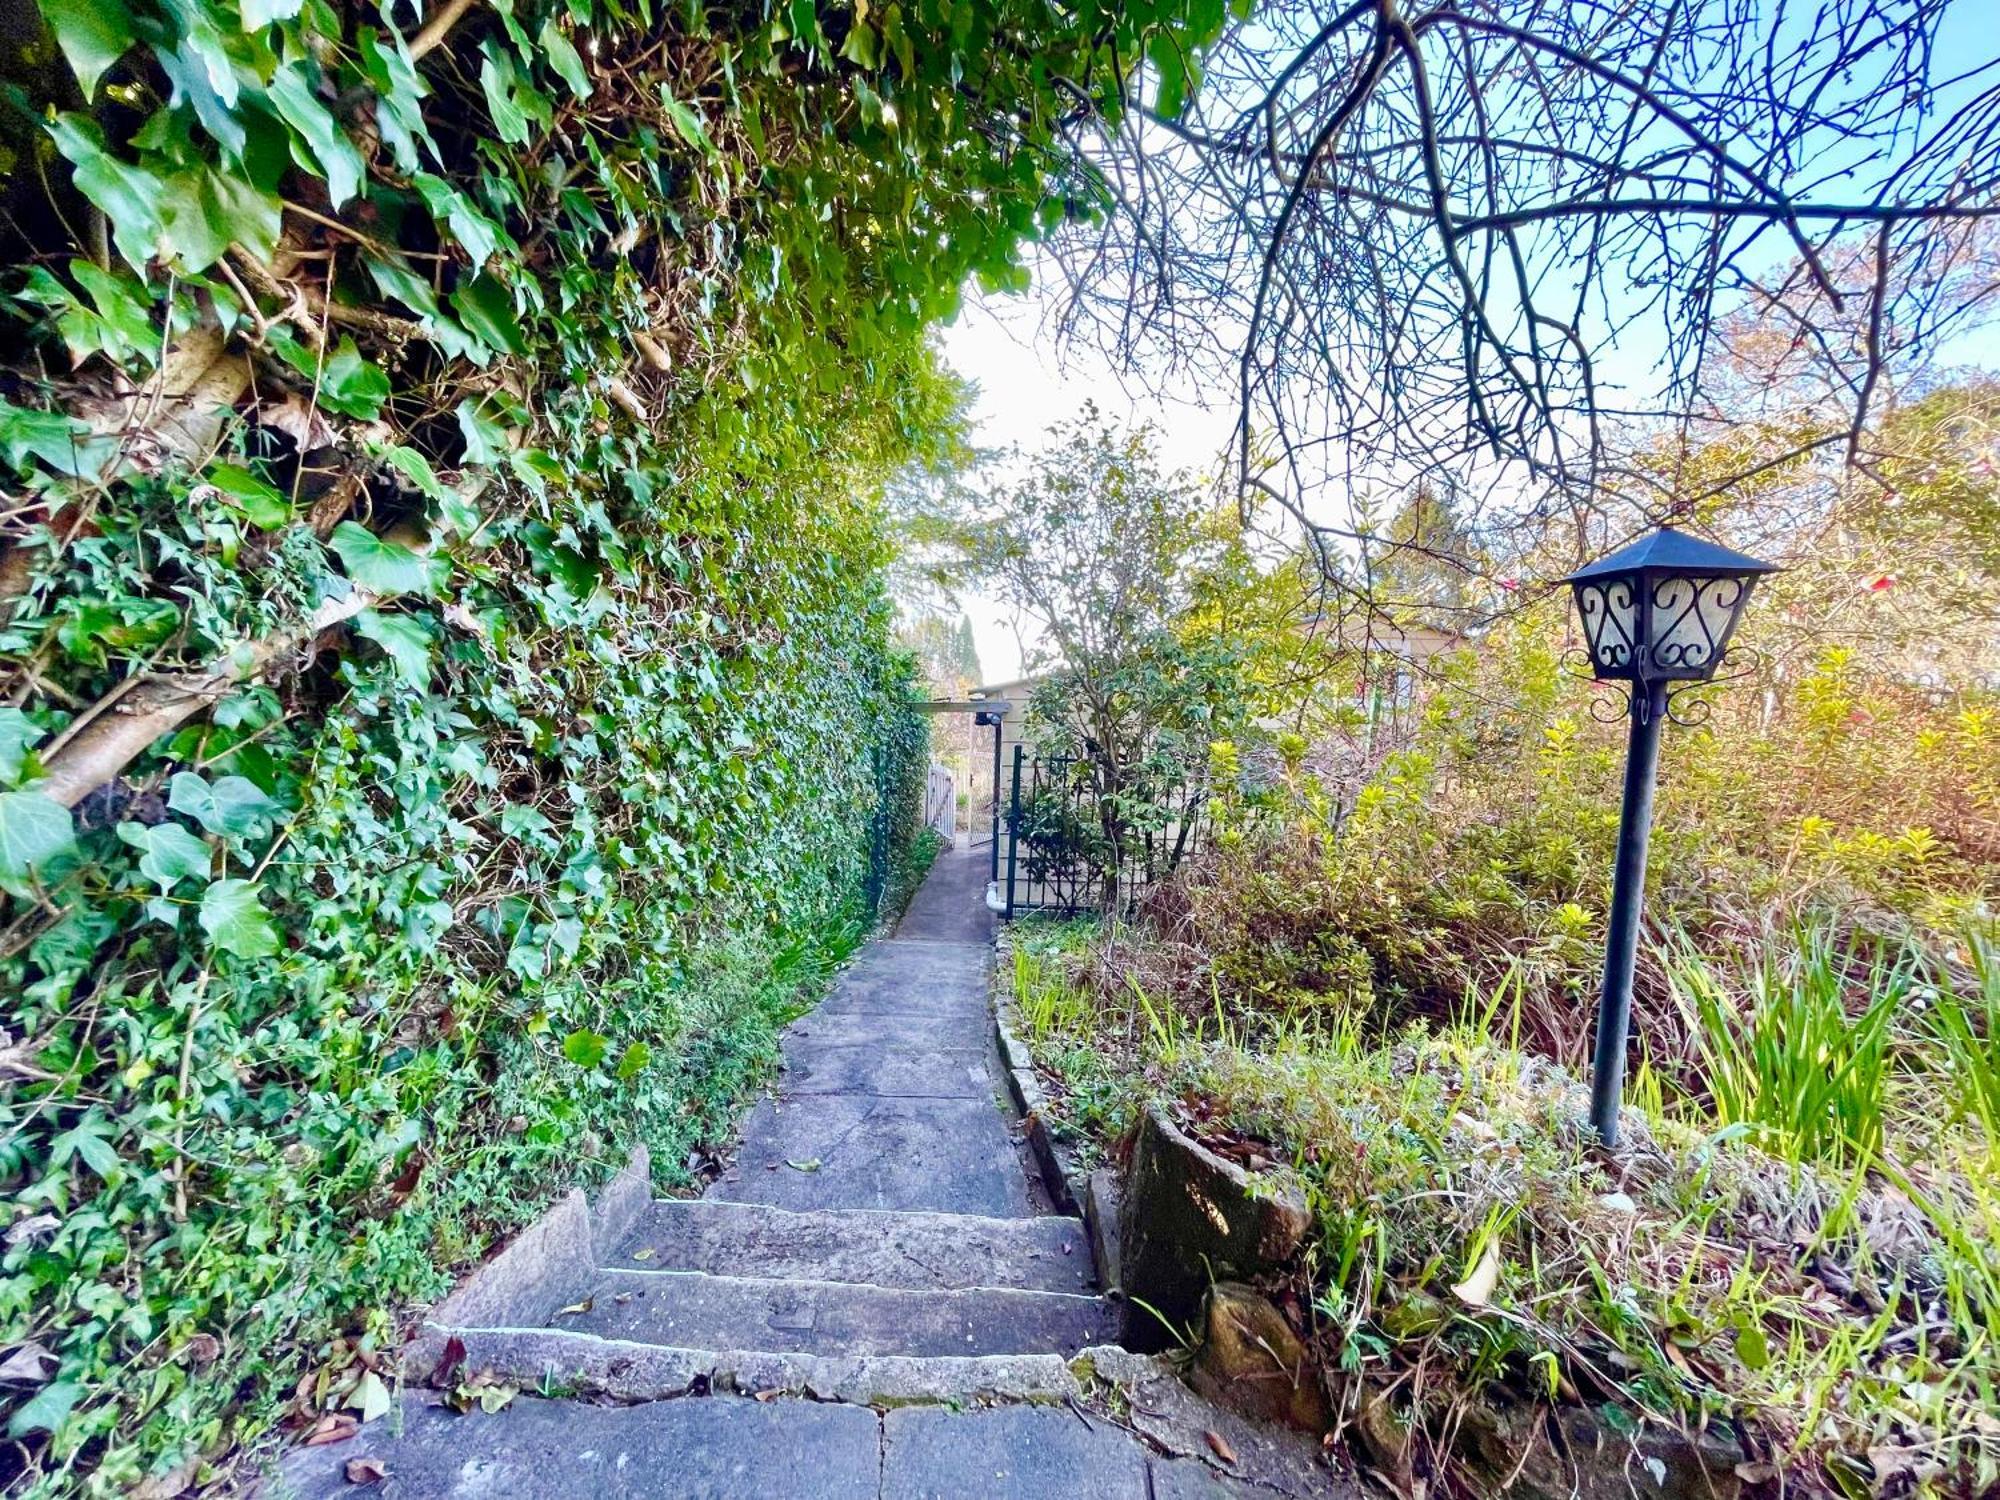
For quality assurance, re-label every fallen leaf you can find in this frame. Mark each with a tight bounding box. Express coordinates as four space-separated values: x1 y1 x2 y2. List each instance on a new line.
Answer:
347 1369 393 1423
556 1298 594 1317
430 1335 468 1390
304 1412 360 1446
257 390 339 451
631 1247 654 1261
344 1457 389 1485
179 1333 222 1366
129 1460 200 1499
1452 1242 1501 1308
1450 1111 1496 1141
4 1213 60 1248
0 1340 58 1386
1205 1430 1238 1465
785 1157 822 1173
754 1389 780 1403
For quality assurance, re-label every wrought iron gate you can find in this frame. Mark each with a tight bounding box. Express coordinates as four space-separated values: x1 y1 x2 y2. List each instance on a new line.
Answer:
1000 746 1211 918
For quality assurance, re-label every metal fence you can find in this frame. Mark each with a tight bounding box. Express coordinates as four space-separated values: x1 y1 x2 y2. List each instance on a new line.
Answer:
1001 747 1211 917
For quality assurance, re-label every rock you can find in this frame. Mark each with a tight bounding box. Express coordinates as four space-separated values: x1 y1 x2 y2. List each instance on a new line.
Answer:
1117 1104 1311 1349
1191 1283 1329 1434
1350 1385 1416 1498
1460 1391 1748 1500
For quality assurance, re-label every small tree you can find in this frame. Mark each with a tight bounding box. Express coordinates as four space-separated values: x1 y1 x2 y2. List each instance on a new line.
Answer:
959 408 1247 900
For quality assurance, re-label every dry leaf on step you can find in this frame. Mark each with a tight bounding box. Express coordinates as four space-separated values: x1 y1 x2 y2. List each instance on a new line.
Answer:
344 1457 389 1484
304 1412 360 1446
1204 1431 1238 1465
556 1298 594 1317
785 1158 822 1173
347 1369 393 1423
1452 1242 1500 1308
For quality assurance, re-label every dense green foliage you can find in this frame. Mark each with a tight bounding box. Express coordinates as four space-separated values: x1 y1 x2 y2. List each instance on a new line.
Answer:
0 0 1231 1489
989 389 1999 1494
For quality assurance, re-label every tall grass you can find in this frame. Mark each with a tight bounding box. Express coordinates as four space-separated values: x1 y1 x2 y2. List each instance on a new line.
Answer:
1927 936 2000 1138
1667 926 1905 1166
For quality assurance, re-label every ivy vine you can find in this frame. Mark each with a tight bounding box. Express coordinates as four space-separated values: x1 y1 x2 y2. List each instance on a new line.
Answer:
0 0 1225 1487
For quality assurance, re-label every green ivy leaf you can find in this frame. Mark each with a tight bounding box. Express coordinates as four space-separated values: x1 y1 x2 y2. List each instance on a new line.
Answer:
205 462 293 528
615 1041 651 1081
355 609 435 690
0 789 76 886
330 522 444 596
199 878 280 959
480 44 532 144
316 338 393 419
167 771 280 838
378 444 447 500
158 163 282 273
500 802 553 838
0 708 43 788
267 65 366 208
37 0 133 99
540 19 591 98
357 29 432 171
660 90 715 154
562 1028 608 1067
47 1109 120 1178
0 397 115 480
413 174 504 270
5 1381 83 1439
44 115 162 271
117 820 213 889
451 273 528 356
456 398 510 465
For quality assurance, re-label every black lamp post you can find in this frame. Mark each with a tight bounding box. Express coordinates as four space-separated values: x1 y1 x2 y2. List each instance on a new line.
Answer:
1562 526 1779 1146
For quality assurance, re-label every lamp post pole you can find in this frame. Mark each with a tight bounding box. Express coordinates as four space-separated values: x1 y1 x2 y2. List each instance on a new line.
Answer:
1562 526 1779 1151
1588 678 1668 1147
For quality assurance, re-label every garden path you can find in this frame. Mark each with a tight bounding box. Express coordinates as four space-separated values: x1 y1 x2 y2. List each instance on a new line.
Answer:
275 846 1279 1498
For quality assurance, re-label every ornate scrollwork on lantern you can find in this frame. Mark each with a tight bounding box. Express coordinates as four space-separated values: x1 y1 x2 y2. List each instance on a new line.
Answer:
1560 526 1780 688
1663 645 1763 728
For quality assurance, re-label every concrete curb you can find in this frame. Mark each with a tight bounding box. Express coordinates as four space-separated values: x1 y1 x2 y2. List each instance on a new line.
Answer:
989 935 1089 1220
416 1144 651 1372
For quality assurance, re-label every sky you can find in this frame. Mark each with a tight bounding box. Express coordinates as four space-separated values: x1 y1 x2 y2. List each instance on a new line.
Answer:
934 268 2000 687
932 283 1238 685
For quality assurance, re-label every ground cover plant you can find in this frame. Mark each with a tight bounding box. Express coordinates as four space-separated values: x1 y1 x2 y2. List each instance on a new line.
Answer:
0 0 1232 1490
1011 919 2000 1498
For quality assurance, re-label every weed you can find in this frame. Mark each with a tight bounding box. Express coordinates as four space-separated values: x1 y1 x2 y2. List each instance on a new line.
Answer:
1668 925 1902 1167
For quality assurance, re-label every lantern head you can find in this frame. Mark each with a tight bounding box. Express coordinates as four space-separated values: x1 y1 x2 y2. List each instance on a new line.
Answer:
1562 527 1780 684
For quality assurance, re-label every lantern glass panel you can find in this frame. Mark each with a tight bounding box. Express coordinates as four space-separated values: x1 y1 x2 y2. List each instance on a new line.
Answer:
1647 573 1754 679
1574 578 1640 677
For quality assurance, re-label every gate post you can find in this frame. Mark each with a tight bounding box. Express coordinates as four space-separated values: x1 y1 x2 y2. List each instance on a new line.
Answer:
1004 744 1025 919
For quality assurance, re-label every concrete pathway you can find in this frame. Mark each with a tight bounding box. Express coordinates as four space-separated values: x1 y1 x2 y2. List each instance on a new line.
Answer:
275 846 1304 1498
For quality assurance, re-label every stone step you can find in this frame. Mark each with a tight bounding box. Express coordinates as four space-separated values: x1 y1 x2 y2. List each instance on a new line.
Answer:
612 1199 1096 1293
558 1269 1118 1357
276 1390 1281 1500
277 1391 883 1499
404 1324 1112 1407
708 1092 1032 1215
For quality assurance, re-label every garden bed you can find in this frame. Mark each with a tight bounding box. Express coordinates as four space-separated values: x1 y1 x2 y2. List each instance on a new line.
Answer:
1006 918 2000 1498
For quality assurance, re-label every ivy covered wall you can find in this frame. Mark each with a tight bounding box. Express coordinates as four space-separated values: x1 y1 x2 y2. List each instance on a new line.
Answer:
0 0 1220 1488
